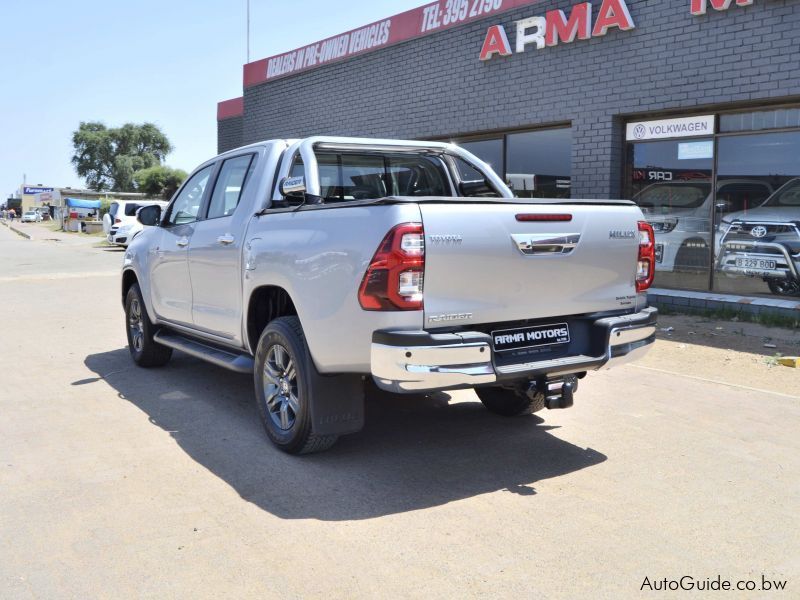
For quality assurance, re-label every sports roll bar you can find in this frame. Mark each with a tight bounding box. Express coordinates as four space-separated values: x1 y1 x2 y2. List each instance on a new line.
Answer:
270 136 514 203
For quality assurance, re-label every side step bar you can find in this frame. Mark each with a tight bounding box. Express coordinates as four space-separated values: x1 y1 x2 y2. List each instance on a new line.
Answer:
154 330 254 374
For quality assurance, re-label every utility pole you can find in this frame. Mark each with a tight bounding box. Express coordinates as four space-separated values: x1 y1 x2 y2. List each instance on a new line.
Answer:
246 0 251 63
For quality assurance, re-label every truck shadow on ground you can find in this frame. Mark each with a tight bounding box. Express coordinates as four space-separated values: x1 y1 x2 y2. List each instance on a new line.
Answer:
84 349 607 521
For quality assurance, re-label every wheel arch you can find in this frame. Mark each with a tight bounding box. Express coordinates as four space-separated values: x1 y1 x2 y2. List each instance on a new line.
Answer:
246 285 299 355
122 269 139 308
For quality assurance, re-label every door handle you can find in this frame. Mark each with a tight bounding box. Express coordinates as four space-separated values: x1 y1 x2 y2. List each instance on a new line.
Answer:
176 237 189 248
217 234 235 245
511 233 581 256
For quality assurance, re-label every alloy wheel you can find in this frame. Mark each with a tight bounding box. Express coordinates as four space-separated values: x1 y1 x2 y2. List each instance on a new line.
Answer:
128 298 144 353
263 344 299 431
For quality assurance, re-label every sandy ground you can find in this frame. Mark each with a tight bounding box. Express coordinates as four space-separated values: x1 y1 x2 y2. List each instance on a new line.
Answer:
0 224 797 599
639 314 800 397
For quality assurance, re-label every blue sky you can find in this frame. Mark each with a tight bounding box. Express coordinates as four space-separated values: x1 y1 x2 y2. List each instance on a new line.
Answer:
0 0 421 198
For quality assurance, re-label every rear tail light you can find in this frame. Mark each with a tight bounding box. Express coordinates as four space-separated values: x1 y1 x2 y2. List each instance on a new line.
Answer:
636 221 656 292
359 223 424 310
115 218 121 224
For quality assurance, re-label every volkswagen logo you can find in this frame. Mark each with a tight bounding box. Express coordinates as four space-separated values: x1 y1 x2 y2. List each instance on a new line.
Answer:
750 226 768 238
633 124 647 139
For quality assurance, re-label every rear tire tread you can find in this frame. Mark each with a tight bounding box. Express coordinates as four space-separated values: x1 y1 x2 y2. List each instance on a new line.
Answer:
256 316 338 455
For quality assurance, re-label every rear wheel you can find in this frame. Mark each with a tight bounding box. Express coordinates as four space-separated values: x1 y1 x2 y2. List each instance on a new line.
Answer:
767 278 800 297
476 386 545 417
254 316 338 454
125 283 172 367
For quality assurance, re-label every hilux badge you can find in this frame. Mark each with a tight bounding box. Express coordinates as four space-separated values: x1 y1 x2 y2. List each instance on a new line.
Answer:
609 230 636 239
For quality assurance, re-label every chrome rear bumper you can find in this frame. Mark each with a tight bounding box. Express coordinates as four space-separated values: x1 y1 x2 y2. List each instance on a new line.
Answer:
371 308 657 393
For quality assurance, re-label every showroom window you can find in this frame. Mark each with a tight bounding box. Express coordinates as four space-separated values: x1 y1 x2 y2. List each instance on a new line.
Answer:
626 108 800 300
455 127 572 198
714 131 800 298
625 138 714 292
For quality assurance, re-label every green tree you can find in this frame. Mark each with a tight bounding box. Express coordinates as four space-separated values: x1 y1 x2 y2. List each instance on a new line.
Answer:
133 165 188 200
71 122 173 192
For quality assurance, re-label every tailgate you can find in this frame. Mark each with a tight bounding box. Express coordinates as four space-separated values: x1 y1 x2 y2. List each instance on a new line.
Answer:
420 202 643 328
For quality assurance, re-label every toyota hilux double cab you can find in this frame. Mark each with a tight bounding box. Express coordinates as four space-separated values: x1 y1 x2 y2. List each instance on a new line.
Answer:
121 137 658 454
717 178 800 296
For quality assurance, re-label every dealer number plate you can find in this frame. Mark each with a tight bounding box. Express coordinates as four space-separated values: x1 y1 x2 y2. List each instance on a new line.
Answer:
492 323 571 353
735 258 777 270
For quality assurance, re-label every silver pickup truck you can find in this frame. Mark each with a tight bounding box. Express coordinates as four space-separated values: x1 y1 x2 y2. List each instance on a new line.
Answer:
122 136 657 454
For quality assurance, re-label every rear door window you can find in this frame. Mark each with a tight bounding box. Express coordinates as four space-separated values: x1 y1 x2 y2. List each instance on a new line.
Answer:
206 154 256 219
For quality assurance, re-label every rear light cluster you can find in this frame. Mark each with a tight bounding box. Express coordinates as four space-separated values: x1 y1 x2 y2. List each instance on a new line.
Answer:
359 223 424 311
636 221 656 292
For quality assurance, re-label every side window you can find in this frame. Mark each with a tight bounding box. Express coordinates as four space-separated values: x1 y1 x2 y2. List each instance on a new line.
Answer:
165 165 213 226
124 203 141 217
717 183 772 213
207 154 255 219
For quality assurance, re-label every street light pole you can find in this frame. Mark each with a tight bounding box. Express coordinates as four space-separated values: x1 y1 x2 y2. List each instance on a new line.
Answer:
246 0 251 63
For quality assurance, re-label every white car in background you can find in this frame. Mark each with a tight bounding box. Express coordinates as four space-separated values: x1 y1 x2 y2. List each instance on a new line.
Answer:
104 200 168 247
108 221 146 247
21 210 42 223
636 179 773 272
716 178 800 296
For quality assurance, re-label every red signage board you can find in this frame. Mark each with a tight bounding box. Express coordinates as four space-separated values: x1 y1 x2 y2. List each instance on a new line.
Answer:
243 0 546 87
217 96 244 120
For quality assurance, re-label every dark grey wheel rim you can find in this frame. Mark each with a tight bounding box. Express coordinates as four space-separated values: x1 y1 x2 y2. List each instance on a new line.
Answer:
263 344 299 431
128 298 144 353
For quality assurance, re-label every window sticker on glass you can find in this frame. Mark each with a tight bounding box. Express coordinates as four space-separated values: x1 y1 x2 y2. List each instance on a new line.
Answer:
678 141 714 160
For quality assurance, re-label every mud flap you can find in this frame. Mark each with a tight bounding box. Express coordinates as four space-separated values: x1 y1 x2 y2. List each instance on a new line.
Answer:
308 365 365 436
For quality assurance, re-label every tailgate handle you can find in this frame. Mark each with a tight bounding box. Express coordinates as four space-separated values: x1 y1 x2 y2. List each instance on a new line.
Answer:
511 233 580 256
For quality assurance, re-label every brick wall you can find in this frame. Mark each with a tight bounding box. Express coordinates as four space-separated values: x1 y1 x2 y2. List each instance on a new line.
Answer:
218 116 244 154
223 0 800 198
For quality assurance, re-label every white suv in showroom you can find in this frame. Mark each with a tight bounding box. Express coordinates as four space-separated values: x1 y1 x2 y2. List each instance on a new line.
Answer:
636 179 773 272
717 178 800 296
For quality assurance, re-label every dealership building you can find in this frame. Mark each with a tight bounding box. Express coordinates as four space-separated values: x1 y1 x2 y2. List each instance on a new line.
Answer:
218 0 800 309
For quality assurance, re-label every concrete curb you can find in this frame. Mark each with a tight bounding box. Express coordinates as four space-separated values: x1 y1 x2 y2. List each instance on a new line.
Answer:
649 288 800 321
1 220 33 240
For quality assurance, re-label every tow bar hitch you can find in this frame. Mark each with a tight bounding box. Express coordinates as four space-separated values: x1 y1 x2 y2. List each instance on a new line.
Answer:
526 375 578 410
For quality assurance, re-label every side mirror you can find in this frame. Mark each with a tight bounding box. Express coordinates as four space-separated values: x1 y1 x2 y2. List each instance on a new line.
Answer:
279 176 306 198
137 204 161 226
715 201 730 212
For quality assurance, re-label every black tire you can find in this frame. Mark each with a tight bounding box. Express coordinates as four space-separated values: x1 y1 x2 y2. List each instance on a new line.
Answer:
476 386 545 417
253 316 338 454
767 278 800 297
125 283 172 367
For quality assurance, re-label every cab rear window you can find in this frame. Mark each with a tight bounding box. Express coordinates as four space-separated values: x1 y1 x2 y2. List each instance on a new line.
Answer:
289 152 450 201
